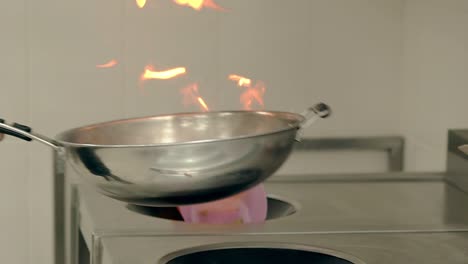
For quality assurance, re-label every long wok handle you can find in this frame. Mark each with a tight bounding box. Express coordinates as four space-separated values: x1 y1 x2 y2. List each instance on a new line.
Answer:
0 119 61 150
0 119 33 141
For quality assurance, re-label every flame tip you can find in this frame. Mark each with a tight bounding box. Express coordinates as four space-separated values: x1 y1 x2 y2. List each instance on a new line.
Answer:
141 65 187 81
136 0 147 8
173 0 225 11
96 59 118 68
229 73 266 110
181 83 210 112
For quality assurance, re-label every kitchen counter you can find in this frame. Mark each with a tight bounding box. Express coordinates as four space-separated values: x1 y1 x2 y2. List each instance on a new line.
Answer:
98 231 468 264
78 172 468 241
73 172 468 263
60 130 468 263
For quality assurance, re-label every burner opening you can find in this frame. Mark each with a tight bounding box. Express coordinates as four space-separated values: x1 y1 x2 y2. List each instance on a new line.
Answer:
159 244 362 264
126 196 297 221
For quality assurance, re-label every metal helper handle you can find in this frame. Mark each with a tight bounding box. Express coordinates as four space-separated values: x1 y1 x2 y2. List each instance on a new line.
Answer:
296 103 331 141
458 144 468 156
0 119 61 150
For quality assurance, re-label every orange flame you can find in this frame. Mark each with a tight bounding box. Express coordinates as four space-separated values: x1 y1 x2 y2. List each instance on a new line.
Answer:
140 65 187 81
229 74 266 110
241 82 265 110
197 97 209 111
228 74 252 88
136 0 147 8
181 83 210 112
173 0 225 11
96 59 118 68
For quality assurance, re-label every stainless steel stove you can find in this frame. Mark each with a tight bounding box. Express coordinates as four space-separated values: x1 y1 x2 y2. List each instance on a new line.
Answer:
96 232 468 264
57 130 468 264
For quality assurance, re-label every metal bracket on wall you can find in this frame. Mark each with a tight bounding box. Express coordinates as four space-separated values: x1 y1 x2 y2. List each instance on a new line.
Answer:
293 136 405 172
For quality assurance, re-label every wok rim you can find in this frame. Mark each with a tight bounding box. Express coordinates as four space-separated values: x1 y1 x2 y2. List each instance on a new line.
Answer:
54 110 304 148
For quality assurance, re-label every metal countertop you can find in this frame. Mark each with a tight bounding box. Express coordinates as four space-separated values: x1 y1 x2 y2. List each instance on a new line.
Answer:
78 172 468 241
75 172 468 263
98 231 468 264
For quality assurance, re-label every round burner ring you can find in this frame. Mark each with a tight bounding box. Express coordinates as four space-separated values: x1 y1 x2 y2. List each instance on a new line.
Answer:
159 242 365 264
126 195 299 222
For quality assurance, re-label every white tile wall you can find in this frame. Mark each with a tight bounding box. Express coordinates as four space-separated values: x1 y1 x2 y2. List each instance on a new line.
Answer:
0 1 29 263
402 0 468 171
0 0 467 263
214 0 405 138
0 0 28 128
0 143 28 263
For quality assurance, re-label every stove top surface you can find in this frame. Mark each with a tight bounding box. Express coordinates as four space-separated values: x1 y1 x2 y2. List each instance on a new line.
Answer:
74 172 468 263
77 172 468 241
97 232 468 264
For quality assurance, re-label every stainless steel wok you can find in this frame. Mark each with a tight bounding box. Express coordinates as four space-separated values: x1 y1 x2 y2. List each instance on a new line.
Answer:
0 103 330 206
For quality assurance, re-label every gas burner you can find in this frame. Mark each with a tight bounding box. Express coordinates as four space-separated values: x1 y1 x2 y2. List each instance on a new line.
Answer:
125 196 297 222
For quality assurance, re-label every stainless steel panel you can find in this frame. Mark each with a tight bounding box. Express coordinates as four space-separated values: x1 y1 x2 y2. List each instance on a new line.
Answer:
97 232 468 264
294 136 404 171
76 173 468 241
160 244 362 264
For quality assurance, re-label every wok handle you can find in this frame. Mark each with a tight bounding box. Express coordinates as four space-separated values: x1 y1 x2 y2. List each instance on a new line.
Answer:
295 103 331 141
0 119 33 141
299 103 331 129
0 119 61 150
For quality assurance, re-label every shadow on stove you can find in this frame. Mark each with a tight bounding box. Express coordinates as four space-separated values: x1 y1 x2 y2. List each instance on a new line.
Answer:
159 243 364 264
126 195 298 221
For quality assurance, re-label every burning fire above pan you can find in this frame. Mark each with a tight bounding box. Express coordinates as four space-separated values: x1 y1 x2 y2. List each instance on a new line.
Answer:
136 0 147 8
96 59 118 69
140 65 187 81
180 83 210 112
135 0 226 11
95 1 264 112
83 0 272 223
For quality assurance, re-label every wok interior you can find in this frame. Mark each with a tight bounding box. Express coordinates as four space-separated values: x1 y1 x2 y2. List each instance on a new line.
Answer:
57 111 303 146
